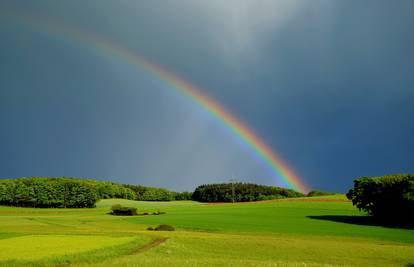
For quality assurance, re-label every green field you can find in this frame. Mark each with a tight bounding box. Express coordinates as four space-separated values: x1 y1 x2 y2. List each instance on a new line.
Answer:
0 196 413 266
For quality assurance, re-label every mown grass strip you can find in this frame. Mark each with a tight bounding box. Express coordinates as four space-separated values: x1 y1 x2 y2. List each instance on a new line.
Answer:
0 234 152 267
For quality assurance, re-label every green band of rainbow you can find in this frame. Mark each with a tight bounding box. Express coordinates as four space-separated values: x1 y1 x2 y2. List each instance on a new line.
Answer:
7 13 309 192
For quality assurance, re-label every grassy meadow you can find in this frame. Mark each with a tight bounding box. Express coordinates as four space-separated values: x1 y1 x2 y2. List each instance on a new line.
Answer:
0 195 413 266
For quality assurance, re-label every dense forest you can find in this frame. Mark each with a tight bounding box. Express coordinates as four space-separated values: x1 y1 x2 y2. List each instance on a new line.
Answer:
0 177 191 208
192 183 304 202
0 178 98 208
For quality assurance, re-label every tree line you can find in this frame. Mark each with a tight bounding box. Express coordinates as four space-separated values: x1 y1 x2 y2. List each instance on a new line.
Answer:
0 177 192 208
192 182 304 202
0 178 98 208
0 177 308 207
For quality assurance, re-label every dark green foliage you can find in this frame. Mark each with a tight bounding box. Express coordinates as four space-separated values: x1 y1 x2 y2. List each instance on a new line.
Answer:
110 204 138 216
173 191 193 200
307 190 335 197
192 183 304 202
147 226 154 231
154 224 175 231
346 174 414 225
123 184 175 201
0 177 304 207
95 182 136 200
0 177 98 208
0 177 191 208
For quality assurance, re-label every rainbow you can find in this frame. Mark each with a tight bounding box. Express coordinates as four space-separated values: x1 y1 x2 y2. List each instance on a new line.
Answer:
7 13 309 192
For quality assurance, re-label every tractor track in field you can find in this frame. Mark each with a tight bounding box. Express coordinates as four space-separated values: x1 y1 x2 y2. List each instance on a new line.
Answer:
52 237 169 267
130 237 168 255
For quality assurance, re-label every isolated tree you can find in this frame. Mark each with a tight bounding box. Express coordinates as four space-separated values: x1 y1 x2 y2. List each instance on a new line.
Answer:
347 174 414 225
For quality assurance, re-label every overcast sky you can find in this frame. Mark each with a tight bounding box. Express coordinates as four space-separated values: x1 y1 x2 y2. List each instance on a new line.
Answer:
1 0 413 192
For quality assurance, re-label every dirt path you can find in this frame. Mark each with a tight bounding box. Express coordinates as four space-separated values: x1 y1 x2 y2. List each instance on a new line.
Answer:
53 237 168 267
130 237 168 255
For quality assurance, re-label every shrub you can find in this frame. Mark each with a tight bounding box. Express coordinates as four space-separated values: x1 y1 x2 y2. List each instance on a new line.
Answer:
111 205 138 216
111 204 122 212
346 174 414 225
154 224 175 231
147 226 154 231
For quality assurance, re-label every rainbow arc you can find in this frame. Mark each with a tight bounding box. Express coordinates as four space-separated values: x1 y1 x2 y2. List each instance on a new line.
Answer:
8 14 309 192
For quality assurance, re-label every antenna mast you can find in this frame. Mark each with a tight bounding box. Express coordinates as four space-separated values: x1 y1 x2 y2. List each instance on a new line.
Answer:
230 174 236 203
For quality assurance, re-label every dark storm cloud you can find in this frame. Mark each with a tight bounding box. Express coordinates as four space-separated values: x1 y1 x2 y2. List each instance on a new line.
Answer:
0 0 413 192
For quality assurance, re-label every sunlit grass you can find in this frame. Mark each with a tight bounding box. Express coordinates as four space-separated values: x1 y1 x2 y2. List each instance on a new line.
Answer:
0 234 152 267
0 235 134 261
80 231 414 267
0 196 413 266
95 199 204 208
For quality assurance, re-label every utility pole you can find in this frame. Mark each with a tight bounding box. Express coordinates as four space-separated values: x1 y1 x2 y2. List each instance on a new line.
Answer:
229 175 236 204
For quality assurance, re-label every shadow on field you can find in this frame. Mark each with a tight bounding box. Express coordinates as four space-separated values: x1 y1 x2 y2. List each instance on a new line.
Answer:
307 215 413 229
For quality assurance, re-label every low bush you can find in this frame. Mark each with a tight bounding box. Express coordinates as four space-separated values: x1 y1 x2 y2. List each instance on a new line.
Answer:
154 224 175 231
111 205 138 216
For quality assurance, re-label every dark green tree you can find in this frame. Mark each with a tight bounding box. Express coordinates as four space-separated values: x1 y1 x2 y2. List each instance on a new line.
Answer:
347 174 414 225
